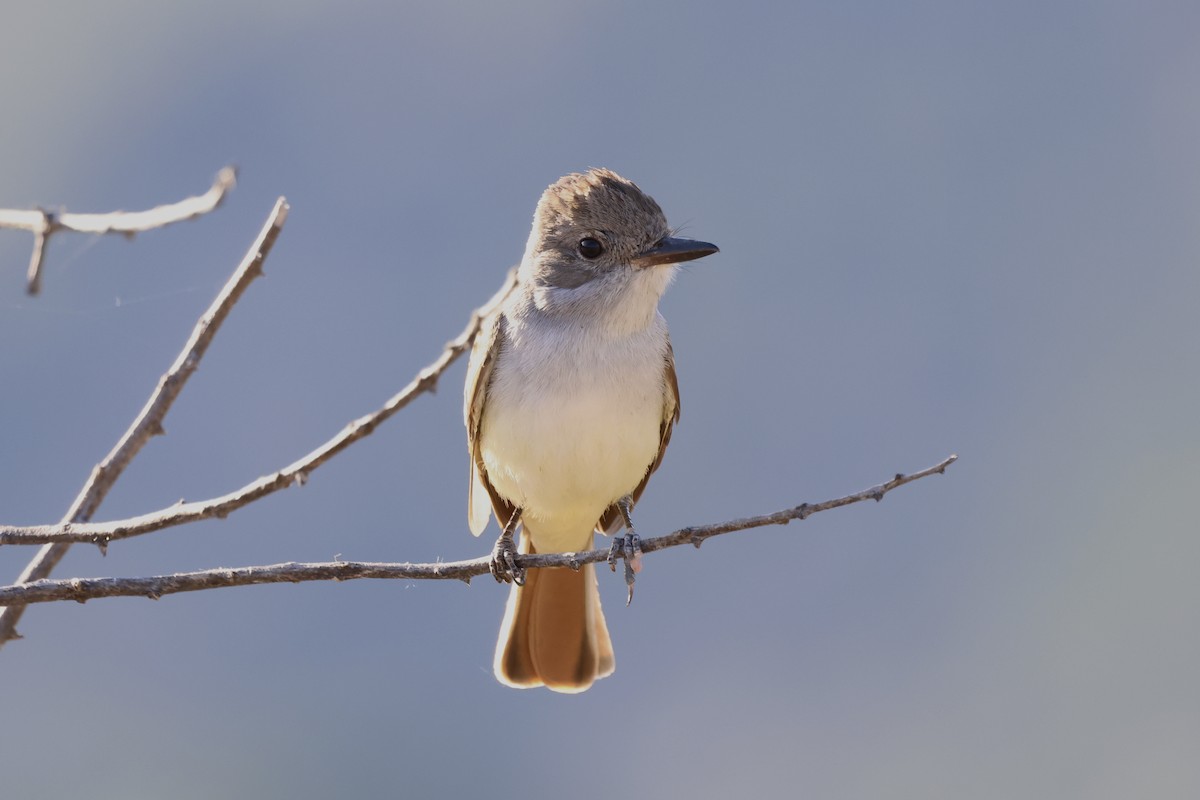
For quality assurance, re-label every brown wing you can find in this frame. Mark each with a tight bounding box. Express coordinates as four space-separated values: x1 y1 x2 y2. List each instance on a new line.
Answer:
465 310 516 536
597 336 681 534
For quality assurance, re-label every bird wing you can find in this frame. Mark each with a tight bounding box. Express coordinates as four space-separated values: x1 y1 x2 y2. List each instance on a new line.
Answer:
465 309 517 536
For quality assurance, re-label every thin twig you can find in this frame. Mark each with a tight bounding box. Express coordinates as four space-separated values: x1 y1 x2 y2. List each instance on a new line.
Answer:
0 198 288 645
0 166 237 295
0 268 519 549
0 455 957 607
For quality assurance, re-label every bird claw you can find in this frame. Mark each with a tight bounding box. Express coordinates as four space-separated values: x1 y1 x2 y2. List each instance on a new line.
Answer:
490 531 524 586
608 497 643 605
607 532 642 606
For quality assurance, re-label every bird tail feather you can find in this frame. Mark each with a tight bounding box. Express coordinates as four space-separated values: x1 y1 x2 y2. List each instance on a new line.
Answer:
493 534 614 693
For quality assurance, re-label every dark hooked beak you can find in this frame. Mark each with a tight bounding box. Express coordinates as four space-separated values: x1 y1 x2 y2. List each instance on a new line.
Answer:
631 236 720 268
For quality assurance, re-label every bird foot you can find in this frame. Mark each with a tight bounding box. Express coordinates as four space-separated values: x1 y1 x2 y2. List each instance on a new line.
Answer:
490 530 524 585
607 532 643 606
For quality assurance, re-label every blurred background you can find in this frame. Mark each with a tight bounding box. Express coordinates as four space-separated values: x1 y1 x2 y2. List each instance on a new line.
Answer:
2 1 1197 797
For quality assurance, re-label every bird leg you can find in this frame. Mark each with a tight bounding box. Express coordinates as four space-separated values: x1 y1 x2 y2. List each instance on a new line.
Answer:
490 508 525 585
606 495 643 605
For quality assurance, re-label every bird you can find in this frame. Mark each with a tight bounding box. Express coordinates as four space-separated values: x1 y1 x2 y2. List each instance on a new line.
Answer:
464 168 718 692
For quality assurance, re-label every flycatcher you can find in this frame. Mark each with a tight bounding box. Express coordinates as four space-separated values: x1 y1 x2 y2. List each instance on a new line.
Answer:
464 168 718 692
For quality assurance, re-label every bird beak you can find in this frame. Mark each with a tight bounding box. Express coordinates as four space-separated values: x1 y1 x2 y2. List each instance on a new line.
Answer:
631 237 720 268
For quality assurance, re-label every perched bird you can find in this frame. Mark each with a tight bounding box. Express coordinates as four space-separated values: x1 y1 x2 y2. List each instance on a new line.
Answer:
464 168 718 692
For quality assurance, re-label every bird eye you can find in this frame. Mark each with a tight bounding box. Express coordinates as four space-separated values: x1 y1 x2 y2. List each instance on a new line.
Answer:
578 237 604 259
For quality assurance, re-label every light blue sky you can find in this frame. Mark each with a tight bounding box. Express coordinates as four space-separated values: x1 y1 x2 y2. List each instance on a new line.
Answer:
3 2 1198 797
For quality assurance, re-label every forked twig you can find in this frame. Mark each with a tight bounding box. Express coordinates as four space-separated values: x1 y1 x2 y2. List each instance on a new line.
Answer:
0 166 236 294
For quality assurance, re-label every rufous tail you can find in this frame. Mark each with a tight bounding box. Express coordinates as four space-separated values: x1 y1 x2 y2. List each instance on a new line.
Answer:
493 536 614 693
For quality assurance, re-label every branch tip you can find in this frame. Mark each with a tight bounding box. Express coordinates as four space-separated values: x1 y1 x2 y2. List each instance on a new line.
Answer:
215 166 238 193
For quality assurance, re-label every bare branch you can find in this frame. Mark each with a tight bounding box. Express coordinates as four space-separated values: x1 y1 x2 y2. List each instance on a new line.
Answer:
0 268 519 549
0 455 957 607
0 166 237 295
0 198 288 645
